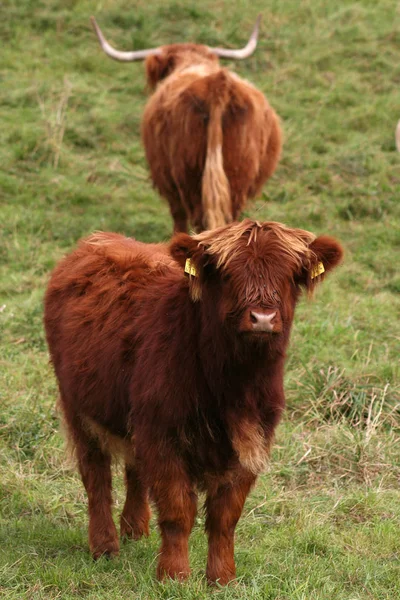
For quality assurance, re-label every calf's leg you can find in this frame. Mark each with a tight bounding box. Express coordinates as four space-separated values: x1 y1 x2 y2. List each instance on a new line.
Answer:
120 463 151 540
150 461 197 580
205 471 256 585
74 433 119 559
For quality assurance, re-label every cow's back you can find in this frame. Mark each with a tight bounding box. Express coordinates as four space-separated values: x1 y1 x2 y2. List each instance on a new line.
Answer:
44 233 176 436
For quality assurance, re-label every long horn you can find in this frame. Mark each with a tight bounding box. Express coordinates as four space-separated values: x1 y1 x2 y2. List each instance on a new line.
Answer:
90 16 162 62
208 14 261 60
396 120 400 152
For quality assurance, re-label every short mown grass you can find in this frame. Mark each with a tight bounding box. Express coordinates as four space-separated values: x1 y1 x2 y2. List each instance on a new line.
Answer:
1 0 399 598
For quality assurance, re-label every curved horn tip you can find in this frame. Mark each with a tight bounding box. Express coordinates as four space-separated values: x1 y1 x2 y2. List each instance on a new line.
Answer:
208 13 263 60
90 16 103 42
251 14 262 37
90 16 98 31
88 15 162 62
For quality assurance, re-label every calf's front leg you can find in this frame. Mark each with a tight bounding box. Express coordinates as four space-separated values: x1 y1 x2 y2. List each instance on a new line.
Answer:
205 471 256 585
150 460 197 581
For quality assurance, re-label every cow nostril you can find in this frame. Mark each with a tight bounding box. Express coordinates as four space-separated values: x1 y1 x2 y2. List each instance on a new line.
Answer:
247 311 277 333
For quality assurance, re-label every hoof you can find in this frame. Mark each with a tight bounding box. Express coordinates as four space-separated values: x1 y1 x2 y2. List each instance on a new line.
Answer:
120 511 150 540
157 563 191 582
91 539 119 560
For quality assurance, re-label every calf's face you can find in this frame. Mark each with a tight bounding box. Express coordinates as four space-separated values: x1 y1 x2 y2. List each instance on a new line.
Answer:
170 220 343 341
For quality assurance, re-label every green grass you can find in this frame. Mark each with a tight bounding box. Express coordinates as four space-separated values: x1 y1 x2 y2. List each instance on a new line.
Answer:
1 0 399 598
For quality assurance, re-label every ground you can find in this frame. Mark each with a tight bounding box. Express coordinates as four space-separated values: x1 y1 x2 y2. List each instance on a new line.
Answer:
0 1 399 598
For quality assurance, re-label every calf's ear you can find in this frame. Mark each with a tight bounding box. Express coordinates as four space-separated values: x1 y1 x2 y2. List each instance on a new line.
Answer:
169 233 200 269
299 235 344 291
310 235 344 272
170 233 208 273
170 233 207 301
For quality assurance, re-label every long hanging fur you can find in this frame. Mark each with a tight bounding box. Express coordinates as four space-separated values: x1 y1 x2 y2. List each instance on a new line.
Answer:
201 71 232 230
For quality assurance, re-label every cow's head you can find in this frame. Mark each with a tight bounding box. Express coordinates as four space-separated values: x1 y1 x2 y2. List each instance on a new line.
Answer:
91 15 261 88
144 44 218 88
170 220 343 340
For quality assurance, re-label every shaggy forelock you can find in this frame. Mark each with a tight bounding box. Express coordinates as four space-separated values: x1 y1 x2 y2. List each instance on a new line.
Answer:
194 219 316 273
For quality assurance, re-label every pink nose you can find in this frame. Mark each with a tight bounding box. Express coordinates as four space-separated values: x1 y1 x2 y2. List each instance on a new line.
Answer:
249 311 276 332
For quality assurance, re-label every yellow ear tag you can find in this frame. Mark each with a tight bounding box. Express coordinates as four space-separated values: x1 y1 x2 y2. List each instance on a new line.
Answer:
184 258 198 277
311 261 325 279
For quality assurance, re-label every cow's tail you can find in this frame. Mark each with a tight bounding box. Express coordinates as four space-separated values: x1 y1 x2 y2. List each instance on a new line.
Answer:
201 70 232 230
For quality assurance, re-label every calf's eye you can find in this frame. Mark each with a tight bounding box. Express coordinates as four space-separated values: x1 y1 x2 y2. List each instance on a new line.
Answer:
272 290 281 303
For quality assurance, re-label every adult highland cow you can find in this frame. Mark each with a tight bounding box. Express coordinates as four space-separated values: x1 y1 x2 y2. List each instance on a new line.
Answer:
44 219 342 584
91 16 282 232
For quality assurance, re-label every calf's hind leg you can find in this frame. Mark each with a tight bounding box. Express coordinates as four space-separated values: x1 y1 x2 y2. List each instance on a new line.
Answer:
120 463 151 540
72 424 119 559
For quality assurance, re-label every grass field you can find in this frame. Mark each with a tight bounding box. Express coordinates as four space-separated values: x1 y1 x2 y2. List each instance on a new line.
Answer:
1 0 399 598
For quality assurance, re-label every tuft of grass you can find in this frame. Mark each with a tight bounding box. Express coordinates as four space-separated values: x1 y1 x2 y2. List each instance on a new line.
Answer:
291 366 399 431
37 78 73 169
0 0 399 598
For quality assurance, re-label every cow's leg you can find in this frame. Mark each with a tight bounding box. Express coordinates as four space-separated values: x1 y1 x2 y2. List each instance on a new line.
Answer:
120 463 151 540
171 204 188 233
230 193 245 223
74 430 119 559
191 200 206 233
168 190 188 233
205 471 256 585
150 461 197 580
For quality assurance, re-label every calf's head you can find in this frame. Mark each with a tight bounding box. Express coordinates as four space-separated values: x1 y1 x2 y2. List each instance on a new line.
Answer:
170 219 343 341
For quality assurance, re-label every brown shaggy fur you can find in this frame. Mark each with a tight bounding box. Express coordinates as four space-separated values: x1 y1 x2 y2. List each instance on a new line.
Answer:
44 220 343 584
141 45 282 232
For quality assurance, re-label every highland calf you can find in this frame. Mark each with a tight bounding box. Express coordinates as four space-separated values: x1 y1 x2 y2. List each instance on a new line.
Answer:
91 17 282 232
44 220 343 584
